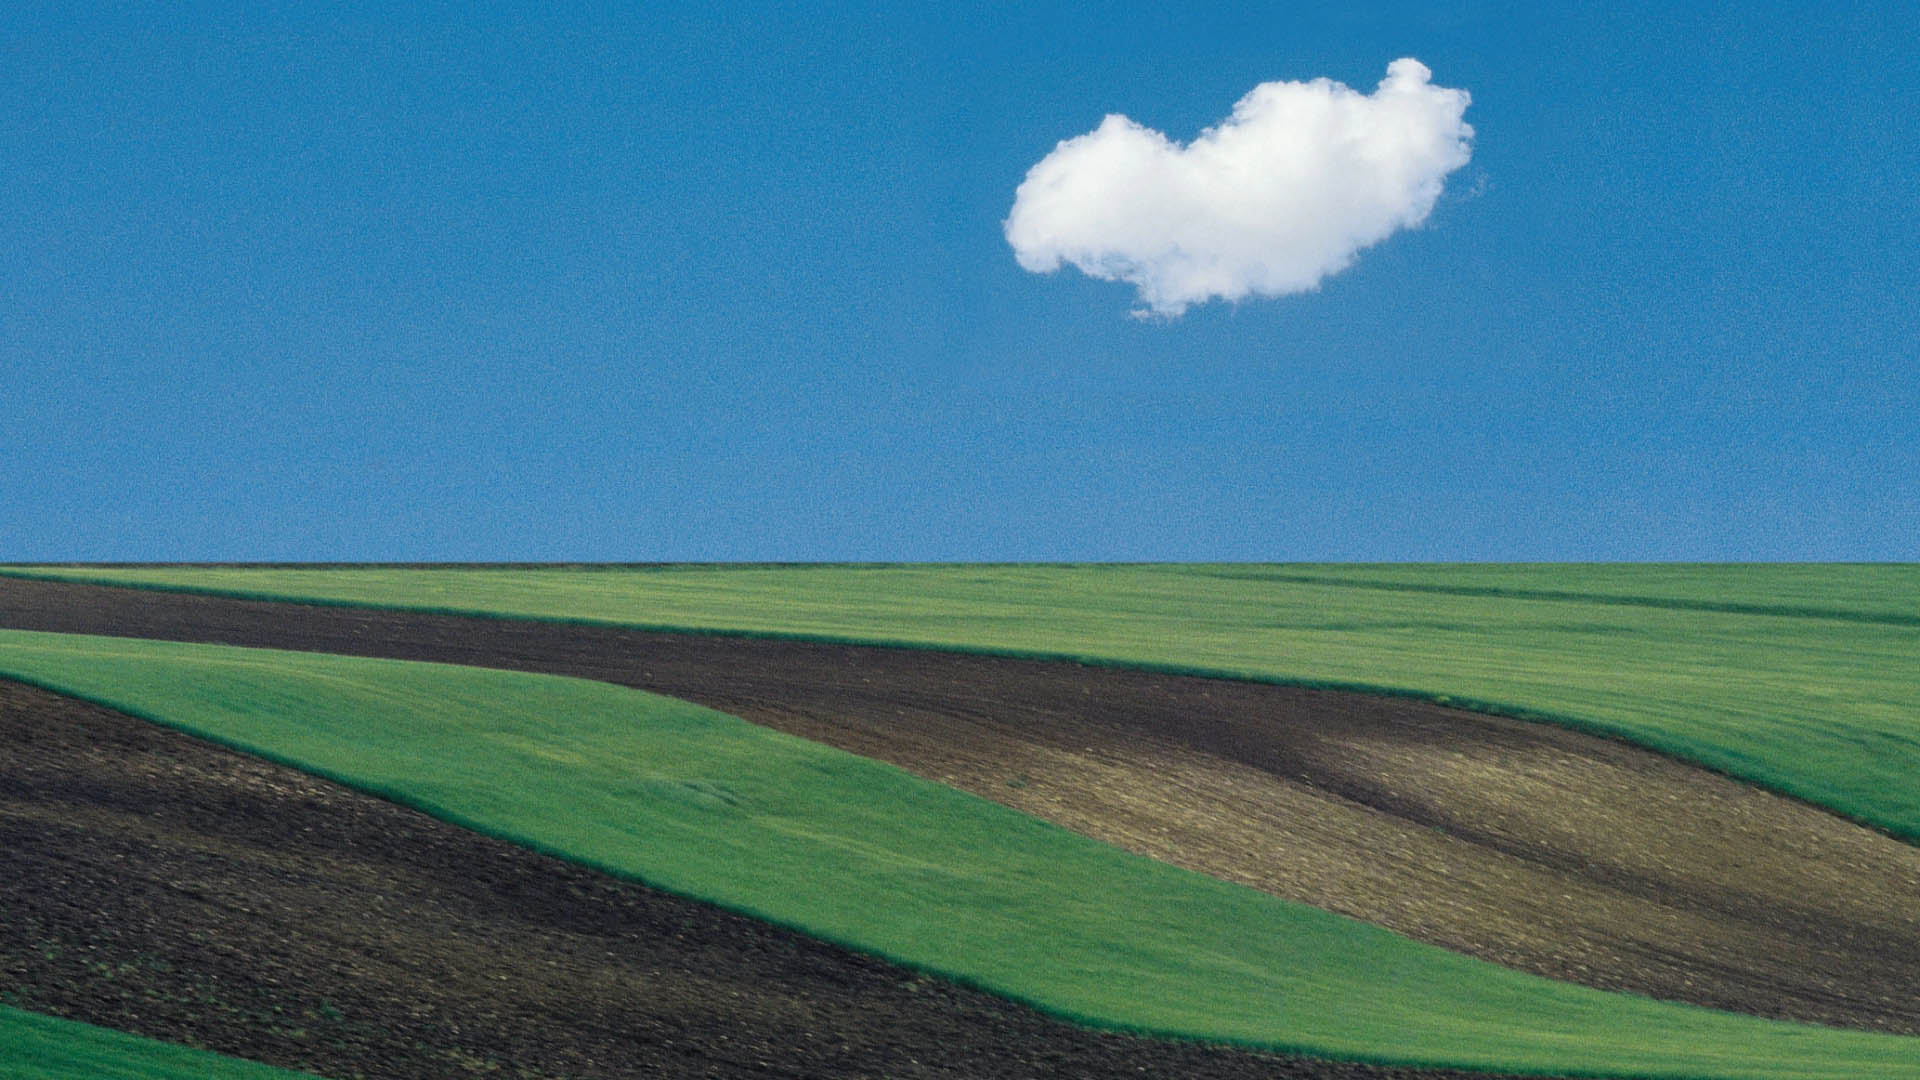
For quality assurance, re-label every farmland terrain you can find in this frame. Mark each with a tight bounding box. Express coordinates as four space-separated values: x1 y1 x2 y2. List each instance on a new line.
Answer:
13 626 1920 1080
4 678 1511 1080
1 572 1916 1072
10 563 1916 844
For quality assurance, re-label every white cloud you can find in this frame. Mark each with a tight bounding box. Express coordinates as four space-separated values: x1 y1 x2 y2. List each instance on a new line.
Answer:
1004 59 1473 317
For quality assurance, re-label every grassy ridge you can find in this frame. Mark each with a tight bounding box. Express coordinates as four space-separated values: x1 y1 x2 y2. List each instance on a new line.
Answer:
3 629 1919 1079
7 563 1917 842
0 1006 320 1079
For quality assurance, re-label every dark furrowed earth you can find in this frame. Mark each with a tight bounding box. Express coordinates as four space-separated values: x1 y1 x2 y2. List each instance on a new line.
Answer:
2 576 1918 1075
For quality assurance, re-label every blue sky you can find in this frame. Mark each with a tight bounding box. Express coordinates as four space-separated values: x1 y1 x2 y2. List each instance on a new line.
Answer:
3 2 1914 561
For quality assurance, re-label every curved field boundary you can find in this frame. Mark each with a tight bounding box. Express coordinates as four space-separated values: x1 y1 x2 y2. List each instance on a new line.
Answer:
0 1006 321 1080
3 564 1916 844
3 629 1919 1079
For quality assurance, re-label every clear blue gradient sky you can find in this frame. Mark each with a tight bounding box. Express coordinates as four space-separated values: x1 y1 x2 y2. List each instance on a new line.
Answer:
4 2 1914 560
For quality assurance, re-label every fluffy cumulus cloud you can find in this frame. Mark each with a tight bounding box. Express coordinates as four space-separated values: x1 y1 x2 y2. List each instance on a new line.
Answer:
1005 59 1473 317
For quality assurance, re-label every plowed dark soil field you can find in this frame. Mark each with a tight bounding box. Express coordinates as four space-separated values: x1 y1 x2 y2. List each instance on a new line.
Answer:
3 575 1918 1078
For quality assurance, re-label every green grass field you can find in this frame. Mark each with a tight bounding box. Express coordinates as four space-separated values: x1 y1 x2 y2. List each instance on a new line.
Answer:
2 627 1918 1079
0 1005 319 1079
8 563 1916 841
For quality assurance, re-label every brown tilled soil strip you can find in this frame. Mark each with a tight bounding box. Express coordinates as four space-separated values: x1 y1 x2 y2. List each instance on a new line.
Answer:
3 575 1919 1038
0 680 1555 1080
